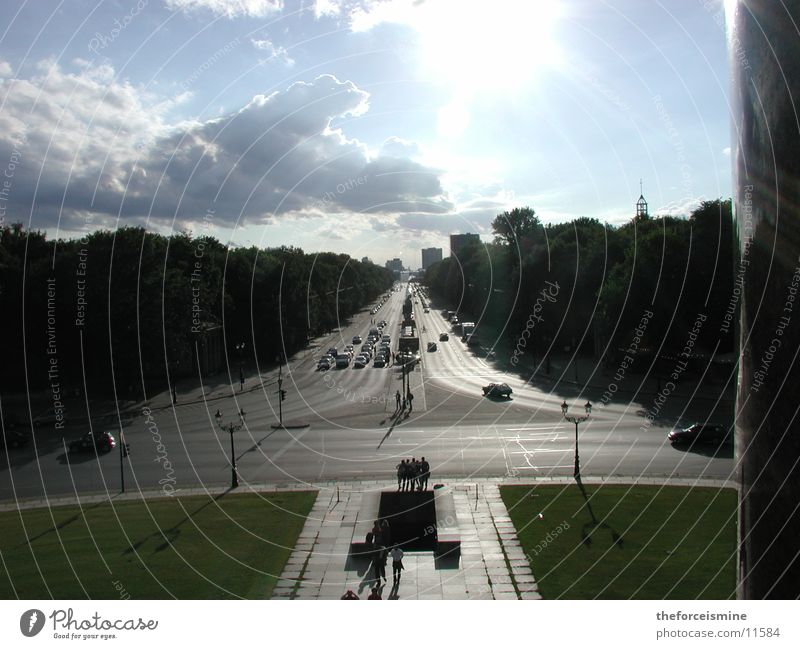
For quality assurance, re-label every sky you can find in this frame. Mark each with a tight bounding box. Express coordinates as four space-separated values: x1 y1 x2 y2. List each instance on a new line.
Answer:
0 0 733 268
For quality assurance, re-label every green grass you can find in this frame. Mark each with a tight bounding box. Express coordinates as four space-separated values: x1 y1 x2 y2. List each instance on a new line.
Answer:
500 484 737 599
0 491 316 599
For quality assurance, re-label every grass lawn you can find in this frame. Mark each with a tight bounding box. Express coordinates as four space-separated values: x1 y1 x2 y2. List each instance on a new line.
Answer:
0 491 316 599
501 484 737 599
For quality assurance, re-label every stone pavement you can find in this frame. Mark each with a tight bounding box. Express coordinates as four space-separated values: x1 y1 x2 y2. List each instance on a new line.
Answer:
272 481 540 600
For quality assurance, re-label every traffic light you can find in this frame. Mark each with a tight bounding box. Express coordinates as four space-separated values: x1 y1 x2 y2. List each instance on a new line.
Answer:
280 389 287 401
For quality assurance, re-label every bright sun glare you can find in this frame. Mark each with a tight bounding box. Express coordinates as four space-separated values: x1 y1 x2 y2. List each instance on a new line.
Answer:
417 0 563 92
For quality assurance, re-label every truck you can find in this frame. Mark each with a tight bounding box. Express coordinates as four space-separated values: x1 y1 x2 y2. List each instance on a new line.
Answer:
399 325 419 352
460 322 476 340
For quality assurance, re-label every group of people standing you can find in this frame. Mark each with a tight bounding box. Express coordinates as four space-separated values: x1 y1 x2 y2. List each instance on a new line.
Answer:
396 457 430 491
394 389 414 412
343 519 404 600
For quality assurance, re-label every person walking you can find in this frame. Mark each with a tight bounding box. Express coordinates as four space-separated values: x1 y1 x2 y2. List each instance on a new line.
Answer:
395 389 401 410
373 545 387 582
391 546 404 581
407 390 413 413
419 456 430 491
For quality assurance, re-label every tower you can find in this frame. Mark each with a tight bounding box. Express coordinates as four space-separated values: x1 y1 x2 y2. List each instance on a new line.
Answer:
635 179 648 219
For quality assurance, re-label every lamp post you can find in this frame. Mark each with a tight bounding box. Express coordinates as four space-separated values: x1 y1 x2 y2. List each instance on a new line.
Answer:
561 400 592 480
235 342 245 390
215 408 246 488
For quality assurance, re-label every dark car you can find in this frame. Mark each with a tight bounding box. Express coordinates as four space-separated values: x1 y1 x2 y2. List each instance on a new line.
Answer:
668 423 730 445
439 333 449 341
427 342 437 352
68 431 116 453
482 382 513 398
2 427 31 450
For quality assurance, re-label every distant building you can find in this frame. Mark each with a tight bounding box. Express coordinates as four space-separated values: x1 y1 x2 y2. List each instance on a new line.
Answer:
449 233 480 260
385 258 403 274
421 247 443 270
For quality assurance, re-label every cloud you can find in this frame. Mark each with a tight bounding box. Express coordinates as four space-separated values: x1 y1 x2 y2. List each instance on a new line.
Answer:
379 136 419 159
313 0 342 18
251 38 295 66
0 60 12 77
164 0 283 17
0 61 451 233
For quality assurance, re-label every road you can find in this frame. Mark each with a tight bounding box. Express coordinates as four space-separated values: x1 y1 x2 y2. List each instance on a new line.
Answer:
0 284 735 501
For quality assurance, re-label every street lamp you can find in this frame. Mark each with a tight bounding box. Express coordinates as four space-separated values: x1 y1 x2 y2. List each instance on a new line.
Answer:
215 408 246 488
561 400 592 480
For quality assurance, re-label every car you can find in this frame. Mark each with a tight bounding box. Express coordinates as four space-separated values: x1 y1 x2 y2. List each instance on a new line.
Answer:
69 431 116 453
427 342 437 352
424 308 430 313
317 358 331 371
2 427 30 450
381 335 391 343
466 334 480 347
352 335 362 344
327 347 338 357
353 355 367 368
336 354 350 368
482 382 513 398
668 423 730 445
373 356 387 368
439 333 449 341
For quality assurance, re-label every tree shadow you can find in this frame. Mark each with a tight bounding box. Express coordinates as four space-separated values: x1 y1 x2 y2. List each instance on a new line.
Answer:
123 488 234 555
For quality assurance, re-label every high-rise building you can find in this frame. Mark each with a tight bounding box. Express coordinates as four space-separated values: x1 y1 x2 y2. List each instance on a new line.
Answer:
421 247 443 270
385 258 403 273
450 233 480 260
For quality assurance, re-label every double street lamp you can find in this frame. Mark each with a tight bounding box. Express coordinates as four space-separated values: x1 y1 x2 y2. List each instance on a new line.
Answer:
215 408 246 488
561 400 592 480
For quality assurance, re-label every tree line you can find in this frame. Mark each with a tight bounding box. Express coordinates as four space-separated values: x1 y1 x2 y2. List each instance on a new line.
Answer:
0 224 393 393
424 200 736 374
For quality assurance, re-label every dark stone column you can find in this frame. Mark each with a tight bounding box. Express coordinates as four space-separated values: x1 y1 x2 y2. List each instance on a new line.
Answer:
732 0 800 599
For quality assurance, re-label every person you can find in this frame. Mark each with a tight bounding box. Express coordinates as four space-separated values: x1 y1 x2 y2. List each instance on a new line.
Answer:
418 456 430 491
396 459 405 490
395 389 401 410
372 520 383 546
391 545 404 581
373 545 387 582
172 387 177 404
341 589 359 600
380 519 392 547
367 587 382 600
407 390 414 413
400 460 410 491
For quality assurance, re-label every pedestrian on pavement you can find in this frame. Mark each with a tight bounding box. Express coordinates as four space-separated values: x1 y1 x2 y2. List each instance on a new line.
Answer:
372 520 383 546
380 519 392 546
400 460 410 491
395 390 401 410
396 459 406 490
392 351 396 365
407 390 414 413
373 545 387 582
391 546 404 581
368 587 382 600
418 456 430 491
172 387 177 404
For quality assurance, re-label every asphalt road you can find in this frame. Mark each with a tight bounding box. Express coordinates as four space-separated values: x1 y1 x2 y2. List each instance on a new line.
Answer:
0 284 735 501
